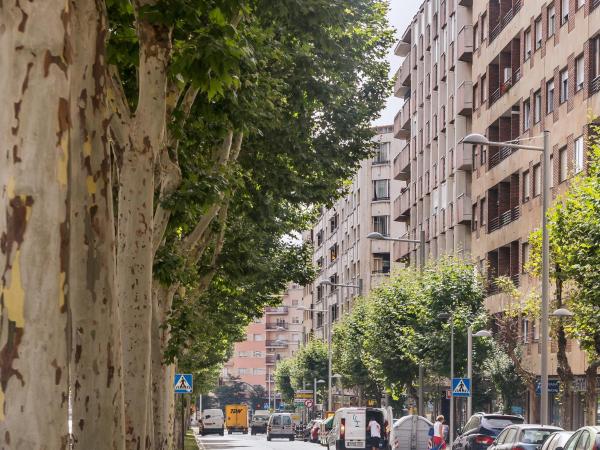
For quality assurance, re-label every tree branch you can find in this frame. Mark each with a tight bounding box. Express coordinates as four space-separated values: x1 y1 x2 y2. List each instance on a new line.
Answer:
107 65 132 152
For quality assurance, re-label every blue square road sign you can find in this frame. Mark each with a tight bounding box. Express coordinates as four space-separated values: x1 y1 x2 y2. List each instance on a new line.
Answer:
451 378 471 397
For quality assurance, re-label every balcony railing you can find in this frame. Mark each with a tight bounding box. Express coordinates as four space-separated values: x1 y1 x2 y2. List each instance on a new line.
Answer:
490 68 521 106
266 355 276 365
487 206 520 233
593 0 600 10
490 0 522 43
393 143 410 181
266 322 289 330
266 340 289 348
488 145 514 169
591 75 600 96
487 273 521 295
265 306 288 314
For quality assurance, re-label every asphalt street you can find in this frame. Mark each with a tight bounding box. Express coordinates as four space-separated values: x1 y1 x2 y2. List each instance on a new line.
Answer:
196 433 320 450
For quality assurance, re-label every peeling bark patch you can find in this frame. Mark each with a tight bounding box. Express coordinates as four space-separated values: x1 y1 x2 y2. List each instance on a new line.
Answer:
43 50 68 78
11 101 21 135
106 343 114 388
5 430 9 444
51 359 62 385
21 62 32 94
74 344 82 363
56 98 70 188
15 0 27 32
12 146 21 164
0 324 24 391
78 419 84 431
91 20 107 111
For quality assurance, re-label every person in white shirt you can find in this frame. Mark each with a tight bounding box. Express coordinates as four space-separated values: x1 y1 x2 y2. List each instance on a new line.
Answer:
432 415 446 450
368 418 381 450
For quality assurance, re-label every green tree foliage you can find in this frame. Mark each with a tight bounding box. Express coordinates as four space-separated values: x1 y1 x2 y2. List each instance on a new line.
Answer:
333 297 382 400
290 339 328 391
274 358 295 403
360 257 488 400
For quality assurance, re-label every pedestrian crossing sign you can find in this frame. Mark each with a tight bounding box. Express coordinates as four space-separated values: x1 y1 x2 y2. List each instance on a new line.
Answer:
451 378 471 397
174 373 193 394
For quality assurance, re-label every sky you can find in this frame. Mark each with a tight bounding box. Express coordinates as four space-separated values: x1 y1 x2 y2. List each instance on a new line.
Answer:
373 0 423 126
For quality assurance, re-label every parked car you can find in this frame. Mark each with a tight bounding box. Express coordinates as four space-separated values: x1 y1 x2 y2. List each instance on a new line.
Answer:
391 415 432 450
320 416 334 446
540 431 575 450
561 427 600 450
198 408 224 436
303 420 321 442
487 425 563 450
267 412 295 441
453 414 526 450
250 410 270 435
326 406 394 450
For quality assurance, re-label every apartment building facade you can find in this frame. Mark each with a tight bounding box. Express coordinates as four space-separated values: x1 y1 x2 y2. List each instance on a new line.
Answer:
302 126 405 344
469 0 600 427
223 284 305 392
264 284 304 395
392 0 474 266
393 0 600 427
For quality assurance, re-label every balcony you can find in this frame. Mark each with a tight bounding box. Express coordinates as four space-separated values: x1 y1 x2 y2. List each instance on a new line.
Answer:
455 143 473 171
394 189 411 222
458 0 472 5
456 194 472 224
488 205 520 233
394 57 411 98
489 0 523 44
266 355 276 365
394 40 410 58
393 234 412 261
487 273 520 296
393 103 410 140
266 340 288 348
457 25 473 62
265 306 288 315
266 322 289 330
393 143 410 181
456 81 473 116
488 145 514 169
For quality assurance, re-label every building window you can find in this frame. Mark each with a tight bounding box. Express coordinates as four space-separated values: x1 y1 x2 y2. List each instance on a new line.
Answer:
561 0 569 24
577 0 585 8
575 136 584 173
523 99 531 130
533 164 542 197
523 318 530 343
575 55 584 92
522 242 530 273
316 229 324 246
559 146 568 182
374 142 390 164
238 368 249 375
372 253 391 274
548 5 556 37
316 284 323 301
329 243 338 262
560 68 568 103
480 198 486 227
535 17 542 50
481 75 487 104
593 36 600 82
547 80 555 114
473 83 479 109
373 179 390 200
524 27 532 60
254 351 263 357
534 90 542 123
330 214 339 233
253 334 264 341
523 170 531 201
253 368 265 375
474 23 479 50
372 215 389 236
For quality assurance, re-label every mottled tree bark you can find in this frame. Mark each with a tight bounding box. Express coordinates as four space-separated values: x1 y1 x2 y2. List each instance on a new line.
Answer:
67 2 125 449
116 14 171 450
0 1 71 447
554 274 573 430
584 361 599 425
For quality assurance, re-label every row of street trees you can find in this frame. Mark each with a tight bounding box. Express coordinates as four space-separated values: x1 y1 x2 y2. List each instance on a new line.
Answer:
280 133 600 424
0 0 392 448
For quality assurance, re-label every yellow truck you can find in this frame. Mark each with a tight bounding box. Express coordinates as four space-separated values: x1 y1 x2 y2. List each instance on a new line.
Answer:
225 404 249 434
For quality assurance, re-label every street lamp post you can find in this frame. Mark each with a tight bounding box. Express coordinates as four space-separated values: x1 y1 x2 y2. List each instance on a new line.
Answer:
467 329 493 417
461 131 550 424
438 313 454 445
314 378 326 419
368 230 426 415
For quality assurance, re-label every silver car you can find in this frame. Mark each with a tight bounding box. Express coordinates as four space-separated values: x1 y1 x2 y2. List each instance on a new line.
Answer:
267 413 295 441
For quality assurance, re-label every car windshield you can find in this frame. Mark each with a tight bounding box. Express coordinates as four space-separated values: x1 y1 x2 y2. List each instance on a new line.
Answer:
486 418 524 429
521 430 556 445
282 416 292 425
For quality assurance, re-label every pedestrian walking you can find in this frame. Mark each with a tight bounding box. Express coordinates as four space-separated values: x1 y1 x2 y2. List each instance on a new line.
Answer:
431 415 446 450
368 417 382 450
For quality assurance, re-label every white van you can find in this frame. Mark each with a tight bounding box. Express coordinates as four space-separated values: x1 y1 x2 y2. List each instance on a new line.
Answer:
199 409 224 436
326 407 394 450
390 415 432 450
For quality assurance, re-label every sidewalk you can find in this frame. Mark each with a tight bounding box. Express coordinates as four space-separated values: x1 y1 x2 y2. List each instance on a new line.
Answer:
185 427 202 450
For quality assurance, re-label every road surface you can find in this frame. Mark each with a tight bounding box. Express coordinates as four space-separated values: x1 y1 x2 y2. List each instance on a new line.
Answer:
196 433 320 450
